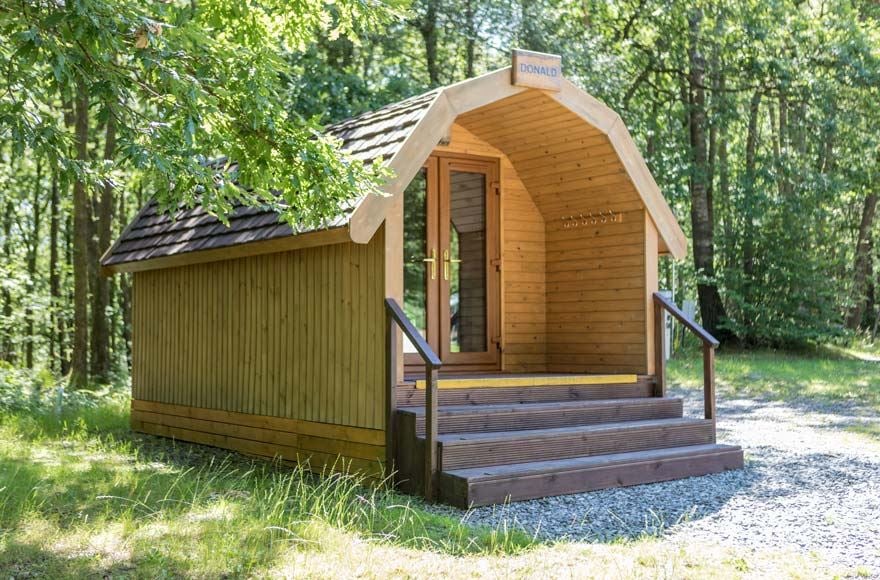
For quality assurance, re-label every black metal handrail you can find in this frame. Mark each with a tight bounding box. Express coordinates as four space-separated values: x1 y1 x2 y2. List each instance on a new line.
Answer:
384 298 441 501
653 292 718 433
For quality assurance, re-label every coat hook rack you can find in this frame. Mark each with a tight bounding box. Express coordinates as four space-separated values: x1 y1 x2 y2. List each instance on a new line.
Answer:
560 209 623 229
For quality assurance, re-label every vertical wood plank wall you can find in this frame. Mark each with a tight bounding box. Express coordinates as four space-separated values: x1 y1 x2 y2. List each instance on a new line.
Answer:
435 124 548 372
131 227 386 474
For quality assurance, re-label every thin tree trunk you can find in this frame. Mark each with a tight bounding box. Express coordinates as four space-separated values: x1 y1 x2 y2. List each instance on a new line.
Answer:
742 89 761 279
61 212 72 376
49 168 61 374
846 193 878 329
719 127 732 270
687 8 728 340
416 0 440 86
464 0 476 78
1 194 14 363
90 113 116 382
24 159 43 369
70 82 90 388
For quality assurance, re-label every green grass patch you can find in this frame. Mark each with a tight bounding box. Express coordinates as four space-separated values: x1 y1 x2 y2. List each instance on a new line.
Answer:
0 380 535 577
845 422 880 441
667 346 880 412
0 362 855 578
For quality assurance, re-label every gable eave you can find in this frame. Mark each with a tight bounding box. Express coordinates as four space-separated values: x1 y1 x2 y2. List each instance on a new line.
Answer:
349 71 687 259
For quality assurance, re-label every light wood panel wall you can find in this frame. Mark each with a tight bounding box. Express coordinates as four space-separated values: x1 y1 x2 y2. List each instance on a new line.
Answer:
458 90 654 374
132 227 386 470
435 124 548 372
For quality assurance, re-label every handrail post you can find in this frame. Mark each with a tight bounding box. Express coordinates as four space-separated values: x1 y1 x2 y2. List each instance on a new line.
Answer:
653 298 666 397
383 298 442 503
424 364 438 502
385 307 397 478
652 293 719 438
703 343 716 437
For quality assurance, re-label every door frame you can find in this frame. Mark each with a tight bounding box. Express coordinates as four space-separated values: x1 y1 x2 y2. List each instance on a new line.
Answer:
403 151 502 374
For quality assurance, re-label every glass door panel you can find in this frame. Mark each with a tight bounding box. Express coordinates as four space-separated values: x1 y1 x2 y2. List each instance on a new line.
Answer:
439 158 499 366
446 170 487 353
402 161 439 360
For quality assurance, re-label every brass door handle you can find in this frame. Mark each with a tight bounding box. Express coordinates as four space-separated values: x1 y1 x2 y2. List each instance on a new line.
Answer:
422 248 437 280
443 249 462 281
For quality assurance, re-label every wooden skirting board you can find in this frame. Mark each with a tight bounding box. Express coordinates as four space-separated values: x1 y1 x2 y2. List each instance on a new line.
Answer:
413 374 638 389
130 399 385 477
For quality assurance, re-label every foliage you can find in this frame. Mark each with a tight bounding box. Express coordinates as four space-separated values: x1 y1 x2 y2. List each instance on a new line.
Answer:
0 0 398 228
2 1 880 379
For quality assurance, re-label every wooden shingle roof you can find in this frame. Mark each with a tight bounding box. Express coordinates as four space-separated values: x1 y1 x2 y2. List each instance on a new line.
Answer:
101 89 439 269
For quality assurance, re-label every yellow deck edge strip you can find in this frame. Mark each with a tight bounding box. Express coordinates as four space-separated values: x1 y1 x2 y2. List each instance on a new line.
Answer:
414 374 639 389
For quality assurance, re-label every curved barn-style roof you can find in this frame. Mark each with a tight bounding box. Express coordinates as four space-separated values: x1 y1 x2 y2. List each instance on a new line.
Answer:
103 67 685 273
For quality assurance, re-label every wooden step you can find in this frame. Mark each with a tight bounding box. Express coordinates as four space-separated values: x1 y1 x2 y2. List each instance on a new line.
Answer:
435 418 715 470
400 397 684 435
396 375 656 407
439 444 745 508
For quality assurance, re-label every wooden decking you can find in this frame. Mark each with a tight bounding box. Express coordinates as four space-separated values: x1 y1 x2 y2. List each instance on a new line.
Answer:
393 376 743 508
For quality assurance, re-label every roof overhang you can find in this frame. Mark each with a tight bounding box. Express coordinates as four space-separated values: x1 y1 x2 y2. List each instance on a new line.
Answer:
103 65 687 274
349 68 687 259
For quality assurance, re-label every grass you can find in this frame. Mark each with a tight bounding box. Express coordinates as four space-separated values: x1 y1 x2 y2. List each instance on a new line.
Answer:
0 360 861 578
668 344 880 413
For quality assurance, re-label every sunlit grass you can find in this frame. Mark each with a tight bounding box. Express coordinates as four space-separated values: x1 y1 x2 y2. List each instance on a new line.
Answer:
0 401 537 577
668 346 880 412
0 362 858 577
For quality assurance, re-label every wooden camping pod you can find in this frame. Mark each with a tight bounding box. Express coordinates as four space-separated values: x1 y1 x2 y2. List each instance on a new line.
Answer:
102 59 740 504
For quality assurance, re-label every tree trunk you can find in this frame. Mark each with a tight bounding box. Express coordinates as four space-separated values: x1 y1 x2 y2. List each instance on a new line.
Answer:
464 0 476 78
90 113 116 382
742 89 761 279
1 194 14 363
70 82 91 388
24 158 43 369
687 8 729 340
846 193 878 330
416 0 440 86
49 168 61 374
115 192 129 367
61 212 72 376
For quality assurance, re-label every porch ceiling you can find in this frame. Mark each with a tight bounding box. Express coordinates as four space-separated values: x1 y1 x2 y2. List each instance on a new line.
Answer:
456 90 646 235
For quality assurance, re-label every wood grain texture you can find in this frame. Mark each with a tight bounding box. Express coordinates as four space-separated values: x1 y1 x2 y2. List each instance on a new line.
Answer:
439 444 744 507
455 92 658 374
131 400 385 475
434 124 547 372
132 227 387 437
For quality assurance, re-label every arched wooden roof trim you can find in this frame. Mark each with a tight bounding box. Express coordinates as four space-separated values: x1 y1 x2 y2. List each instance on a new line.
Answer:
349 68 687 259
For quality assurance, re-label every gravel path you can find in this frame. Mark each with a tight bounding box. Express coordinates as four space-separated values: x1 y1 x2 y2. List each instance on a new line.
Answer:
433 388 880 575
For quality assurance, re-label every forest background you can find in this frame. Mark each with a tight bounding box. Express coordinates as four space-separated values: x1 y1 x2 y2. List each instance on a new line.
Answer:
1 0 879 387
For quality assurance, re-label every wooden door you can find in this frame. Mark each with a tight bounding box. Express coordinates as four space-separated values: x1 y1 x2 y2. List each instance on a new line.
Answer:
403 153 500 372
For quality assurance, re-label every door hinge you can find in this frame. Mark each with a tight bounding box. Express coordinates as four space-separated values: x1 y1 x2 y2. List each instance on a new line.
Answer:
491 181 501 195
491 336 502 351
491 258 502 271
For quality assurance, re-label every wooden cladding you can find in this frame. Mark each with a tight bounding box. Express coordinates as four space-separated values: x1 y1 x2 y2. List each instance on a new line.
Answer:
132 227 387 437
454 92 654 374
131 400 384 476
435 124 547 372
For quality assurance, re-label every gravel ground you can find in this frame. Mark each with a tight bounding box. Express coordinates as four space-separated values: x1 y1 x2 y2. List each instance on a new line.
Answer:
432 388 880 575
